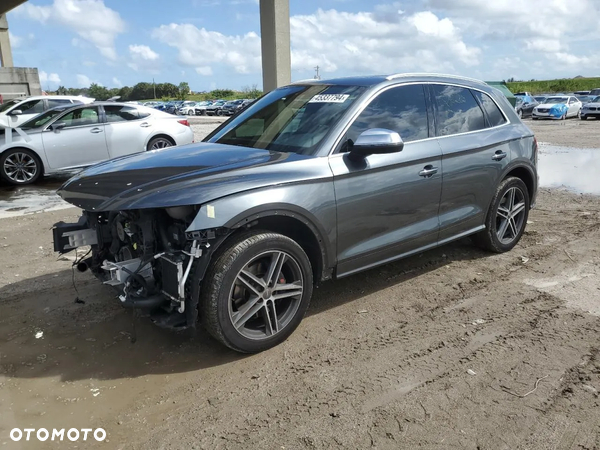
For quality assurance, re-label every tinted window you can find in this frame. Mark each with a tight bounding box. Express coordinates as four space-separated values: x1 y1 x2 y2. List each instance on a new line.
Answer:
19 99 45 114
58 107 100 128
472 90 506 127
104 105 140 122
432 85 486 136
48 99 73 108
346 84 429 146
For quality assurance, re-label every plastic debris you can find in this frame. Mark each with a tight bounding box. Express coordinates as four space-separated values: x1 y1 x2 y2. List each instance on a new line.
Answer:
472 319 486 325
467 369 477 376
35 331 44 339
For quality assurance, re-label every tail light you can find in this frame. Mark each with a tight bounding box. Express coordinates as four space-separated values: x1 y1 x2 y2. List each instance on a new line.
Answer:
177 119 190 127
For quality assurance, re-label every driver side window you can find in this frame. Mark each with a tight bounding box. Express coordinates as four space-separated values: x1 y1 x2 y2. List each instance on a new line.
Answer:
19 99 45 114
344 84 429 150
58 107 100 128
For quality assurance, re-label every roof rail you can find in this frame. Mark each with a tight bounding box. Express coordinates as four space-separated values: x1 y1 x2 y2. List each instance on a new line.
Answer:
385 73 486 85
290 78 320 85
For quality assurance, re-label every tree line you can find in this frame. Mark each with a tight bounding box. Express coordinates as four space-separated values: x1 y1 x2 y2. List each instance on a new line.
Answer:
54 82 263 102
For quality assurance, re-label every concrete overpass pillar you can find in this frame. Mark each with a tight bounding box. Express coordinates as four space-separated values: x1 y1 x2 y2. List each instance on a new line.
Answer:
259 0 291 93
0 14 14 68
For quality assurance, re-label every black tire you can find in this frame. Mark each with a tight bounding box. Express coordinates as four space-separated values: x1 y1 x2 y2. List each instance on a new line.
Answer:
216 109 223 116
472 177 530 253
200 231 313 353
580 116 587 120
0 148 42 185
146 136 174 151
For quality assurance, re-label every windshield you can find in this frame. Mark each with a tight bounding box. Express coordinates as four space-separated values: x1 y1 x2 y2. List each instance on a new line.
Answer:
207 84 366 155
544 97 568 104
0 99 23 114
19 107 69 130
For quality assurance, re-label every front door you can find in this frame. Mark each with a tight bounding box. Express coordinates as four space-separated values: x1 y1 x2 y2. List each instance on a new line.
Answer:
330 84 442 277
42 106 109 170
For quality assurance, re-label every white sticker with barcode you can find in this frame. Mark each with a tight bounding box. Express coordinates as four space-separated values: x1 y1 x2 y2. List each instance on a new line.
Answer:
308 94 350 103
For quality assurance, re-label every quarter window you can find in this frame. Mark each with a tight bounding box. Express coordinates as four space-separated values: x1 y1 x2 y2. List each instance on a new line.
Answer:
104 105 140 122
345 84 429 146
471 90 506 128
58 107 100 128
47 99 74 108
432 85 486 136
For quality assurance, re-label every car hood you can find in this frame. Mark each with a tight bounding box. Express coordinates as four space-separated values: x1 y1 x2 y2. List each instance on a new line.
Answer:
57 142 330 211
535 103 567 109
583 102 600 107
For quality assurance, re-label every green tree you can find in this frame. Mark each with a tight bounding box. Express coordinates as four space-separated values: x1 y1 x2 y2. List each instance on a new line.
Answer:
178 82 190 100
130 82 153 100
241 84 263 98
210 89 235 99
88 83 110 101
56 85 67 95
118 86 132 101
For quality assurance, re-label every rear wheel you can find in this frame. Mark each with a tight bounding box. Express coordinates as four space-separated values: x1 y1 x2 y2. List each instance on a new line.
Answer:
200 231 313 353
472 177 530 253
0 148 42 185
147 136 174 151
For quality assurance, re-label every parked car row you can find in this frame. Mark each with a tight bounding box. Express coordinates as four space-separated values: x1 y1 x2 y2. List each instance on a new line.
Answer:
136 99 257 117
514 91 600 120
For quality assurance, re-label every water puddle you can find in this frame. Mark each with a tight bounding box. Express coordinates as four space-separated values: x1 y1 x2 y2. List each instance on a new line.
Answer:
0 176 72 219
538 143 600 195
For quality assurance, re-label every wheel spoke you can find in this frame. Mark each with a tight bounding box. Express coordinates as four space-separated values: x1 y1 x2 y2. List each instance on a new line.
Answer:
265 252 286 287
508 217 518 238
497 218 510 240
237 270 265 296
272 281 303 300
506 188 516 210
497 206 510 220
511 201 525 217
262 300 279 336
231 296 263 329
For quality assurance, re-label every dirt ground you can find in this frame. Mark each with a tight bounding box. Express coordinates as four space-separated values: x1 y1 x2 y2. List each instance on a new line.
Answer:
1 118 599 449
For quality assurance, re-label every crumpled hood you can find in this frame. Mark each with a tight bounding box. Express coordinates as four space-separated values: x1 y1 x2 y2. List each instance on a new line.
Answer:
57 141 328 211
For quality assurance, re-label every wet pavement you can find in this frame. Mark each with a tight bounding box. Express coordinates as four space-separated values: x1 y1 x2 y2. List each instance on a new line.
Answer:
0 144 598 219
0 175 71 219
538 143 600 195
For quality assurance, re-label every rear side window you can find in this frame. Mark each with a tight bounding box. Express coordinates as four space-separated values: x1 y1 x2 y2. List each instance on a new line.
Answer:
432 85 486 136
471 90 506 127
346 84 429 144
18 99 45 114
104 105 140 122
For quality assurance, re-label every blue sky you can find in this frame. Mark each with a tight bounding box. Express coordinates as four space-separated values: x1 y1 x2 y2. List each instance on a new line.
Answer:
7 0 600 92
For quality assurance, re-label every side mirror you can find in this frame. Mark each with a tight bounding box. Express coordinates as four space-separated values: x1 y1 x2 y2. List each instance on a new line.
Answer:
350 128 404 157
51 122 66 132
9 109 23 116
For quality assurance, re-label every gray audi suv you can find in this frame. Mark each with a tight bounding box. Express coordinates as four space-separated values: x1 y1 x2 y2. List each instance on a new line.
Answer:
53 73 537 353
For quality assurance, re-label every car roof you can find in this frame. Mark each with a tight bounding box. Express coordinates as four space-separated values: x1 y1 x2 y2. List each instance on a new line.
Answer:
293 73 489 88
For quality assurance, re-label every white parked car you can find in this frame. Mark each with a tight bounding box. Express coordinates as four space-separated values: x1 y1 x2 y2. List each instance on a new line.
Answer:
0 95 94 129
0 102 194 185
177 101 198 115
532 95 582 120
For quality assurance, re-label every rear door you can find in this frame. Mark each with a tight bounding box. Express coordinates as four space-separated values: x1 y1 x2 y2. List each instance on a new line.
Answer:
431 84 510 242
330 83 443 276
41 105 109 169
103 105 151 158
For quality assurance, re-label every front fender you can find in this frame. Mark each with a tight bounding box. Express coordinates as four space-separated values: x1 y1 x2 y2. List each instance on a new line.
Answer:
186 181 337 269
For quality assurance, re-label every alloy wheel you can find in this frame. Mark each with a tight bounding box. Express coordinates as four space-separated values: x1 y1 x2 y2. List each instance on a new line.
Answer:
3 152 38 183
495 186 526 245
150 138 172 150
228 250 304 340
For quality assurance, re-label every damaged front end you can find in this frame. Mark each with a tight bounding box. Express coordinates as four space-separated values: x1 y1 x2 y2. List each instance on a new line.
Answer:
53 206 226 330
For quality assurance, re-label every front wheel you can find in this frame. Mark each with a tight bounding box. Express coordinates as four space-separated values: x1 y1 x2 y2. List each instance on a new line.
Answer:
472 177 530 253
200 231 313 353
0 148 42 185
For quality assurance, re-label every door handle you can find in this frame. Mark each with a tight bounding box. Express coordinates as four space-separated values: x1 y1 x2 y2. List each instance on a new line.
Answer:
419 165 438 178
140 122 152 128
492 150 507 161
90 127 103 134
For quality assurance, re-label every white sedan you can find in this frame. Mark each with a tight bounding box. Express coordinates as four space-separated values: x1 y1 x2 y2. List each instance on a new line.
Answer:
0 95 94 129
532 95 582 120
0 102 194 185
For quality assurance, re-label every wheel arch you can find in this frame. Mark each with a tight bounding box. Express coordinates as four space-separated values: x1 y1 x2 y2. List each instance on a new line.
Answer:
502 164 536 205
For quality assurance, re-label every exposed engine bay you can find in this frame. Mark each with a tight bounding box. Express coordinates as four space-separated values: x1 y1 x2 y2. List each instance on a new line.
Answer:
53 206 223 330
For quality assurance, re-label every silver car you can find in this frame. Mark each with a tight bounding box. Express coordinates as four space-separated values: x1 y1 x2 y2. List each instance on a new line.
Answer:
580 95 600 120
0 102 194 185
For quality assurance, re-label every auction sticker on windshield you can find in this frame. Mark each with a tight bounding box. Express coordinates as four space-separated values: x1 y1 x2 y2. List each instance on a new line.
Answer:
308 94 350 103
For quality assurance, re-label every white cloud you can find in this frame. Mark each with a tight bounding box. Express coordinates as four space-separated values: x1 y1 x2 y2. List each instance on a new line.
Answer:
129 44 159 61
195 66 213 76
112 77 122 87
14 0 125 60
76 74 92 87
127 45 161 73
151 24 261 75
39 71 62 88
8 32 23 48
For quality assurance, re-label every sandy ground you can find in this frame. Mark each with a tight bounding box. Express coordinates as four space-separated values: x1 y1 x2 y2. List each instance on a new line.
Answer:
0 118 599 449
